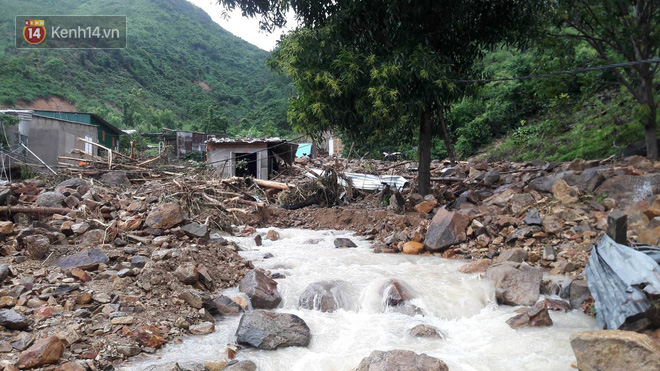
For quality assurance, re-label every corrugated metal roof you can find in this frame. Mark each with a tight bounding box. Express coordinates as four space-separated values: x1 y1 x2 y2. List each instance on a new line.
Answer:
306 168 409 191
206 137 285 145
585 234 660 329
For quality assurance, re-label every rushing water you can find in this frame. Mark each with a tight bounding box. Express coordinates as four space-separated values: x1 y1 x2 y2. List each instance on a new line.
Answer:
130 228 598 371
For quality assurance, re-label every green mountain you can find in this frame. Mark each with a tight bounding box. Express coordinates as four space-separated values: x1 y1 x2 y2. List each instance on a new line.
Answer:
0 0 294 136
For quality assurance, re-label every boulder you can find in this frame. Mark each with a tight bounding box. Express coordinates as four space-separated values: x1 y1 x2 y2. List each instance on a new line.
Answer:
189 322 215 335
483 169 500 186
381 280 412 307
402 241 424 255
55 178 90 196
100 171 131 186
145 202 185 230
409 324 444 338
496 248 528 263
239 270 282 309
597 174 660 208
570 330 660 371
355 350 448 371
174 263 199 285
425 209 470 252
414 200 437 214
552 179 579 204
485 262 542 306
334 237 357 248
506 305 553 328
212 295 242 316
0 309 29 330
528 172 574 193
458 259 492 274
54 249 109 270
569 279 591 310
235 310 311 349
299 281 347 312
181 223 209 239
79 229 106 245
16 336 65 369
510 193 535 214
0 221 14 235
265 229 280 241
35 191 65 208
24 234 50 259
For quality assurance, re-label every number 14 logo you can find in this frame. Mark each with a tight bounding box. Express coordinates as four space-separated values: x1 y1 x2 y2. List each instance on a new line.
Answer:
23 20 46 44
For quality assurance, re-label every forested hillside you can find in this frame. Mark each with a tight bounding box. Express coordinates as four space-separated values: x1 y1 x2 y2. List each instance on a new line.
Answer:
0 0 294 137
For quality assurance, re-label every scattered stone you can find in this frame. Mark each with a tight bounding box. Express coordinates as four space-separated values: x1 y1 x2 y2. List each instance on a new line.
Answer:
239 270 282 309
36 191 65 207
130 325 165 348
485 262 542 306
0 263 10 281
483 169 500 186
189 321 215 335
355 350 448 371
55 178 90 196
131 255 148 268
236 310 311 349
552 179 579 204
174 263 198 285
425 209 469 252
181 223 209 239
496 248 528 263
524 207 542 226
543 245 556 261
299 281 347 312
381 280 412 307
569 279 591 310
70 222 89 235
68 268 91 282
254 235 262 246
204 360 228 371
414 200 436 214
101 171 131 186
145 202 185 229
54 249 109 270
507 305 553 328
223 361 257 371
24 234 50 259
402 241 424 255
212 295 242 316
0 309 29 330
0 296 17 308
334 237 357 248
570 330 660 371
0 221 14 235
458 259 492 274
409 324 444 338
265 229 280 241
16 336 65 369
111 316 135 325
116 345 141 357
606 210 628 245
510 193 535 214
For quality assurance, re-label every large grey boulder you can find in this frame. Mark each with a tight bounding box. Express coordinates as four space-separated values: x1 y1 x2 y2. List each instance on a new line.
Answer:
239 270 282 309
424 209 470 252
235 311 311 350
485 262 542 306
35 192 65 208
299 281 349 312
570 330 660 371
355 350 448 371
55 178 91 196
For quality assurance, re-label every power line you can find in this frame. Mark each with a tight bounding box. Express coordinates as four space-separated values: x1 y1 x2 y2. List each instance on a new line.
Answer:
446 58 660 84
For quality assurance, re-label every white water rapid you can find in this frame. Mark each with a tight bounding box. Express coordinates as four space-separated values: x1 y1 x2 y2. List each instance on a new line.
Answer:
130 228 598 371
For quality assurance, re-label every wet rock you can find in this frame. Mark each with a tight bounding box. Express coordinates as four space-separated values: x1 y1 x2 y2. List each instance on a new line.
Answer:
0 264 9 282
524 207 542 226
0 309 29 330
174 263 198 285
212 295 242 316
402 241 424 255
189 321 215 335
254 235 262 246
177 362 205 371
181 223 209 239
55 249 109 270
236 310 311 349
239 270 282 309
265 229 280 241
409 324 444 338
144 362 181 371
355 350 448 371
570 330 660 371
425 209 469 252
100 171 131 186
224 361 257 371
145 202 185 230
16 336 65 369
299 281 347 312
24 234 50 259
381 280 412 307
116 345 141 357
36 191 65 207
569 279 591 310
496 248 528 263
541 298 572 312
507 305 553 328
552 179 579 204
55 178 90 196
334 237 357 248
485 262 542 306
130 325 165 348
458 259 492 274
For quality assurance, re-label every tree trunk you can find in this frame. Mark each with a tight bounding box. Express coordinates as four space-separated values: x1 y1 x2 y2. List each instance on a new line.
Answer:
642 75 658 160
418 106 433 196
437 107 457 165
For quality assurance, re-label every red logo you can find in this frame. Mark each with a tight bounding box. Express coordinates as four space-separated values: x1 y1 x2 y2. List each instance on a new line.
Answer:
23 20 46 44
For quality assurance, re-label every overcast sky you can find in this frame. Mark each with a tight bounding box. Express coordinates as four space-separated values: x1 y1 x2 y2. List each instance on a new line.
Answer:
187 0 295 51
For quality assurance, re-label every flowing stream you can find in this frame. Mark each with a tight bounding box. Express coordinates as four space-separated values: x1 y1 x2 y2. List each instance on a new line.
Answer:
130 228 598 370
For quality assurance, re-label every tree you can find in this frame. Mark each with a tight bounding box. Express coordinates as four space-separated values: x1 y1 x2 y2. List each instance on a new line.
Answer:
556 0 659 159
221 0 545 194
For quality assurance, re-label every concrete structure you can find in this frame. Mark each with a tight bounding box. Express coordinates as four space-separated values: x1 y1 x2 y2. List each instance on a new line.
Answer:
0 110 99 166
33 110 123 151
143 129 226 160
206 137 297 179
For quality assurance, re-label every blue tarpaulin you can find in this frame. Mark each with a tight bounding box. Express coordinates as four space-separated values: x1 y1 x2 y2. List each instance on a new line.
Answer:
296 143 313 157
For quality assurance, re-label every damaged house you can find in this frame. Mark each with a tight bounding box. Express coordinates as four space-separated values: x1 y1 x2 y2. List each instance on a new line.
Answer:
206 137 298 179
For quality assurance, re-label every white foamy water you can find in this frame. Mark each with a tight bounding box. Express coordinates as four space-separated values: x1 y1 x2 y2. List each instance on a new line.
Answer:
129 228 598 370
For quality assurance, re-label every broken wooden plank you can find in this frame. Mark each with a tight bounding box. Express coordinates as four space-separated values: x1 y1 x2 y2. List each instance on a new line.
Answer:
253 179 295 190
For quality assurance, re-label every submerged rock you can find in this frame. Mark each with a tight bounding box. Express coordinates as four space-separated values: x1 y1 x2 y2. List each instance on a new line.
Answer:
239 270 282 309
298 281 348 312
409 324 444 338
224 361 257 371
334 237 357 248
570 330 660 371
355 350 448 371
506 305 553 328
235 311 311 350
